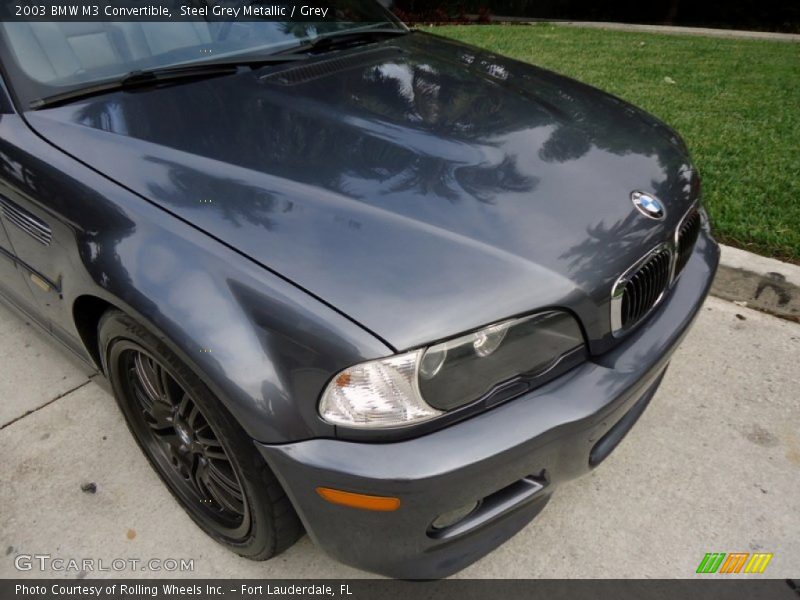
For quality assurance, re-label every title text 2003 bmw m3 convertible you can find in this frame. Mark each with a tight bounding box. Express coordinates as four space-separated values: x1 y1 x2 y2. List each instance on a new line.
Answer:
0 2 718 579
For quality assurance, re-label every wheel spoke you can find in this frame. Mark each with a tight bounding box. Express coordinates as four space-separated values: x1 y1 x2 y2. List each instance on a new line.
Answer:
193 428 225 459
194 422 214 438
205 477 242 514
196 430 221 446
196 460 244 514
194 433 228 452
131 381 174 431
199 442 227 460
129 368 153 410
176 393 192 420
187 404 201 429
134 353 177 411
134 353 160 404
208 462 243 499
158 365 181 408
205 470 244 513
203 449 228 461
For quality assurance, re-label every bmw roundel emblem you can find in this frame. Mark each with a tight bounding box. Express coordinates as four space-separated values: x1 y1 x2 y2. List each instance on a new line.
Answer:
631 191 666 220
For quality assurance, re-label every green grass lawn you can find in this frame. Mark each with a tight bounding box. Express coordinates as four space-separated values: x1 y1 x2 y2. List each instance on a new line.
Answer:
432 24 800 263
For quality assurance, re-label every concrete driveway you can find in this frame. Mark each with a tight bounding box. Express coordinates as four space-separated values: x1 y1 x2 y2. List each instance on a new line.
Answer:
1 295 798 579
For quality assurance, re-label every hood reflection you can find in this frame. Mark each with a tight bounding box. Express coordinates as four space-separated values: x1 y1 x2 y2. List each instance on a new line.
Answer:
30 31 695 350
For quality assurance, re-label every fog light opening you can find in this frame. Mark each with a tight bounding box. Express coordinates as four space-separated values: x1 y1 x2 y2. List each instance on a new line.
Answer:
430 500 480 530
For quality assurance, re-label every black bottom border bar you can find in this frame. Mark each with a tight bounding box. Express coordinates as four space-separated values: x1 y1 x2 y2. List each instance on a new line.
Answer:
2 579 799 600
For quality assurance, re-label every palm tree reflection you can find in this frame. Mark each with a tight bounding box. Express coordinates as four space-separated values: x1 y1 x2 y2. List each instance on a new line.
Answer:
69 32 689 248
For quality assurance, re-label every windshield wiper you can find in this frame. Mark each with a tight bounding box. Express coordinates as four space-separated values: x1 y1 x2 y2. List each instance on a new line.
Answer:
276 27 411 57
30 54 308 110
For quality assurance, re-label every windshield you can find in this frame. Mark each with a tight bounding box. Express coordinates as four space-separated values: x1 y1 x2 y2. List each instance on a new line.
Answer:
0 0 405 106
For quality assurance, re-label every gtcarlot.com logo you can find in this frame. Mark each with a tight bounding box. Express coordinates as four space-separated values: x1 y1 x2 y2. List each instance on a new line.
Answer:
14 554 194 573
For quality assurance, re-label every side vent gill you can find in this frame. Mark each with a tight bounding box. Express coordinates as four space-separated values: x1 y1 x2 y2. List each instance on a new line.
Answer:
261 47 405 86
0 197 52 246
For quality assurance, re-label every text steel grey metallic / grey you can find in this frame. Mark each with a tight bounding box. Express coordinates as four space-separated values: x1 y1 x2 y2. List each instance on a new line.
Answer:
0 8 718 579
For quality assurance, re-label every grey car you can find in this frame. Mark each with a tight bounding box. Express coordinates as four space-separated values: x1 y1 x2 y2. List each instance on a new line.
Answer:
0 3 718 579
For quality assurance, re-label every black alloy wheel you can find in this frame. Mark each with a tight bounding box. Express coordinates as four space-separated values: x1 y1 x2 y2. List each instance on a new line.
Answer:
121 348 249 536
99 309 302 559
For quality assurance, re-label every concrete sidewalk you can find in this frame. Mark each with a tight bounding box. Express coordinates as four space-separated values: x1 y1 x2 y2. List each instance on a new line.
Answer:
1 297 798 579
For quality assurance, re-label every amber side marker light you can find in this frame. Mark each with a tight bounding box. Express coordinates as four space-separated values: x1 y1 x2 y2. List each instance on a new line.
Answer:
316 487 401 512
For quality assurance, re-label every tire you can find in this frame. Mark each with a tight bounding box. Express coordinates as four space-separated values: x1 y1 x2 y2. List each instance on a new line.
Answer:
98 309 302 560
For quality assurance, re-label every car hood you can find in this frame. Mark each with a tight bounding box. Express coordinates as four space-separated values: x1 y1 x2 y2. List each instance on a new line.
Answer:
26 32 696 352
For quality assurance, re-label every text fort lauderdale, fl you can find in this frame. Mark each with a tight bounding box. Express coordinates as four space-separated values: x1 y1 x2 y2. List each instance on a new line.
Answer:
181 5 331 18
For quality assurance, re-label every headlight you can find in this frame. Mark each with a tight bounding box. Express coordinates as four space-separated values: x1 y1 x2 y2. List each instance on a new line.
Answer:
319 311 585 429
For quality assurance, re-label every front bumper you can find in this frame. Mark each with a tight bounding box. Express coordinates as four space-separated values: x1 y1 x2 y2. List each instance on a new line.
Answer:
257 231 719 579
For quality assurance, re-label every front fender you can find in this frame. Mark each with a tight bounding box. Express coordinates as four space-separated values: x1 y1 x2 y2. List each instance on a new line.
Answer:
4 113 391 443
77 204 393 443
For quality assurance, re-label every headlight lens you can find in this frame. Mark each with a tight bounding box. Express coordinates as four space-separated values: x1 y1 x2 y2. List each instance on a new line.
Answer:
318 351 442 429
319 311 584 429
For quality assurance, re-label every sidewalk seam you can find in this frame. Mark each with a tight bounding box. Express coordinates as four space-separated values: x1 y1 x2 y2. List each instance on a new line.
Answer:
0 378 94 431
